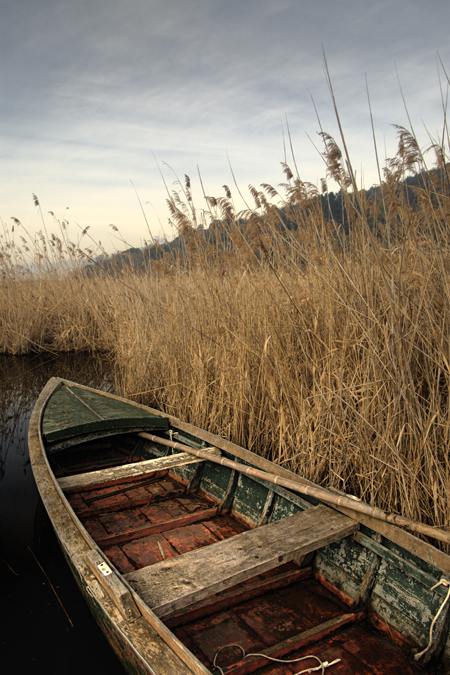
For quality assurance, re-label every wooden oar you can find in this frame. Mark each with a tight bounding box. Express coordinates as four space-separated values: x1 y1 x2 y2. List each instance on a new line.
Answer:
139 432 450 546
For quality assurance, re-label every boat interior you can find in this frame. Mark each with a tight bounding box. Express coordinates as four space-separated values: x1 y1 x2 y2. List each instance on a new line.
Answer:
48 423 449 675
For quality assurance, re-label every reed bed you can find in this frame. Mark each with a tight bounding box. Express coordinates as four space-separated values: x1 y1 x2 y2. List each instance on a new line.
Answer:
1 123 450 542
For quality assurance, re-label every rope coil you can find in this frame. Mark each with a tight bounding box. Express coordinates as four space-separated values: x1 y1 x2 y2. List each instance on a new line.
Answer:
212 643 340 675
414 579 450 661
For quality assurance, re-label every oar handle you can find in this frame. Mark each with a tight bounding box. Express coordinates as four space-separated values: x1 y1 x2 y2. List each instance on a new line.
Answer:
139 432 450 546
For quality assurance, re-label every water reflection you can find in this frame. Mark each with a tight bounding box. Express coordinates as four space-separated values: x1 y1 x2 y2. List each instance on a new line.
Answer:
0 353 126 674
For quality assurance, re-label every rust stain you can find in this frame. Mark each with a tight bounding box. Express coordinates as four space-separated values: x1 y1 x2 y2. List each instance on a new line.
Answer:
314 570 354 607
164 522 219 554
123 533 179 568
66 464 428 674
368 610 418 649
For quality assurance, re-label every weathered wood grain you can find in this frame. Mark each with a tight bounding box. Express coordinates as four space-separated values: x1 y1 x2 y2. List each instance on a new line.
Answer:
85 548 141 622
164 567 312 628
30 377 450 672
216 611 367 675
95 508 218 548
57 448 221 492
354 531 450 597
30 378 206 674
142 411 450 574
125 505 358 617
43 384 169 442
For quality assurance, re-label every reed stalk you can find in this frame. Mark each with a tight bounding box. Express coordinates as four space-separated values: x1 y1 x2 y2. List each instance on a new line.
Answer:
2 117 450 546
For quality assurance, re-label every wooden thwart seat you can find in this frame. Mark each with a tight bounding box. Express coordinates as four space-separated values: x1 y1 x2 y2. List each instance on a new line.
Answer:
124 505 359 618
57 448 221 492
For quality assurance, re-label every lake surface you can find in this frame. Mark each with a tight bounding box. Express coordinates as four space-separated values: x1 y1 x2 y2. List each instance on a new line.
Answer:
0 353 126 674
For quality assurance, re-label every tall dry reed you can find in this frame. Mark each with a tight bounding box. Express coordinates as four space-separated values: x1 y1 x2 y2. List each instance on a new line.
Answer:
1 122 450 542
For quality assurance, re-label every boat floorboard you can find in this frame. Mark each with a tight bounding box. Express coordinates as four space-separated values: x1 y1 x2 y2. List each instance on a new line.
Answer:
124 505 358 617
173 576 422 674
67 472 249 573
65 469 428 674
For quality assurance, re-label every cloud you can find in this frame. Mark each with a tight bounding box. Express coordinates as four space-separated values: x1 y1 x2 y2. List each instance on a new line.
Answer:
1 0 449 251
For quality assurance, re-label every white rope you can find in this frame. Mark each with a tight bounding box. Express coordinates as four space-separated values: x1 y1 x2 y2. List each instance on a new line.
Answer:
414 578 450 661
212 643 340 675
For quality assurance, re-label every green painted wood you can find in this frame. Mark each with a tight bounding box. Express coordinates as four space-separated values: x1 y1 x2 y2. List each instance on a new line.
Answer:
354 532 449 598
379 529 450 581
201 460 233 491
126 505 359 617
232 473 272 525
194 462 235 506
198 477 226 504
314 551 361 601
371 558 442 631
240 472 315 514
370 593 429 646
319 535 373 582
270 495 302 522
42 385 169 443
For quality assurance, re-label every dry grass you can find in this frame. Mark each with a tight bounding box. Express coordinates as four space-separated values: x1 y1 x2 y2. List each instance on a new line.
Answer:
2 122 450 541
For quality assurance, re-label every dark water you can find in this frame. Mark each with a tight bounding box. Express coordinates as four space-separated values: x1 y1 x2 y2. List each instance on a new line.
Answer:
0 353 126 674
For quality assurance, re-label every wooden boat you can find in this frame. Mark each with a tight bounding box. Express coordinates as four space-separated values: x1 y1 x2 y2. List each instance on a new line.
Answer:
29 377 450 675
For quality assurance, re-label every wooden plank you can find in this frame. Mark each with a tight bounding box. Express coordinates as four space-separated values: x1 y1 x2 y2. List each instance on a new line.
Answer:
75 489 186 519
141 432 450 546
42 384 169 442
351 533 382 609
96 508 218 548
246 472 315 513
30 379 214 675
57 448 222 492
125 505 358 617
354 531 450 597
164 567 312 628
147 412 450 575
85 548 141 622
217 611 366 675
370 560 442 638
314 558 360 606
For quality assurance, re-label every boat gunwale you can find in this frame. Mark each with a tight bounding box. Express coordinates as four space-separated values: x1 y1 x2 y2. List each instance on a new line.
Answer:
28 376 211 675
52 377 450 578
28 377 450 672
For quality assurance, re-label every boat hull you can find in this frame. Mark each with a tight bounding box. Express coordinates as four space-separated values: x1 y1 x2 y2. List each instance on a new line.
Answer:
29 378 450 674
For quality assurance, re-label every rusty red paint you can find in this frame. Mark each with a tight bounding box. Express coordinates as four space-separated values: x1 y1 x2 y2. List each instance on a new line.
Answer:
66 469 169 494
190 612 267 666
66 467 427 674
83 517 109 539
214 613 366 675
202 514 248 540
99 507 149 535
314 570 354 607
176 495 214 512
96 508 219 548
77 490 186 519
186 609 421 675
122 532 179 568
337 623 419 674
139 501 185 522
66 492 86 511
83 488 129 510
164 521 219 554
103 544 136 573
368 610 418 649
173 571 423 675
165 568 312 628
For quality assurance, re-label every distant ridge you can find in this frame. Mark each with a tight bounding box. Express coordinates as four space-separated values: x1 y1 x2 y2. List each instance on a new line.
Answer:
84 167 448 275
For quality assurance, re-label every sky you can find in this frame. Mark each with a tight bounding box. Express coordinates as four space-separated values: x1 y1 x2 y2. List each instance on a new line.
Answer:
1 0 450 254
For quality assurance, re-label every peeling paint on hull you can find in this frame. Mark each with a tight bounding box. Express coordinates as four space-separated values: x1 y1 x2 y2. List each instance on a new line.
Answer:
29 378 450 674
